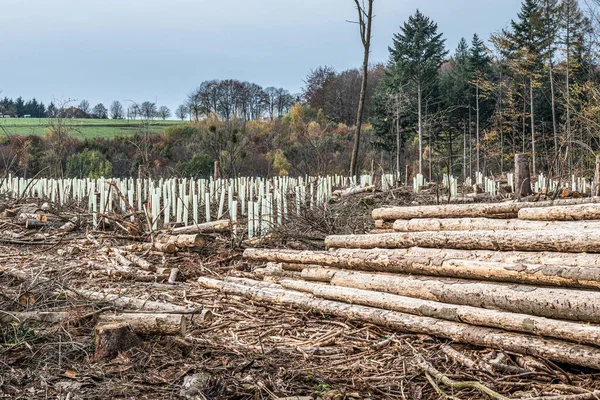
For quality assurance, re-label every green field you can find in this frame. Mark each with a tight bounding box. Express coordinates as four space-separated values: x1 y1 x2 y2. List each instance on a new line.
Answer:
0 118 181 139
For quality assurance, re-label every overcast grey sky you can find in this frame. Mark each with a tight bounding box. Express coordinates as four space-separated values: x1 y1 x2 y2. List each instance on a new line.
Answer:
0 0 523 113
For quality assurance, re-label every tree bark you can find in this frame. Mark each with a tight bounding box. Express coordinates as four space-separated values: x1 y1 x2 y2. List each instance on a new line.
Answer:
392 217 600 232
156 234 206 249
519 204 600 221
374 220 394 229
349 0 373 176
326 269 600 323
0 311 69 325
371 197 600 220
594 155 600 197
97 313 187 336
197 277 600 370
171 219 231 235
324 229 600 253
75 288 191 312
94 322 143 360
120 242 177 253
515 153 532 199
244 246 600 269
245 248 600 289
529 78 536 175
280 279 600 347
300 266 341 282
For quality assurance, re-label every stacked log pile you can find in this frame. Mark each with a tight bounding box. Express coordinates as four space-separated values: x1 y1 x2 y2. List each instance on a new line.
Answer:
199 200 600 370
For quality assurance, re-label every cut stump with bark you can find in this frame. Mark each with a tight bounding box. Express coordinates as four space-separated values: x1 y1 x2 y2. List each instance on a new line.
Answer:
94 322 143 360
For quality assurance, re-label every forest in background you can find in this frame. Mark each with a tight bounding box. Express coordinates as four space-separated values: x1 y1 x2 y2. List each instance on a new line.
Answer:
1 0 599 182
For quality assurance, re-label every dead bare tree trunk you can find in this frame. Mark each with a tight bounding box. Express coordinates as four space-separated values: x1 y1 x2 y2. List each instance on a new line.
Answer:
515 153 532 199
349 0 373 177
593 155 600 197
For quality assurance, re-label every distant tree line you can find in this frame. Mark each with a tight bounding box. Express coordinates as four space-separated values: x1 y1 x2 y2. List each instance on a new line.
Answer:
0 97 173 121
0 97 47 118
181 79 297 122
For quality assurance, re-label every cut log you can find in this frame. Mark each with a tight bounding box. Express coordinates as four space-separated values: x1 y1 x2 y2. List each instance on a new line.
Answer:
59 216 79 232
392 217 600 232
168 268 179 284
325 269 600 323
97 313 186 335
171 219 232 235
280 262 310 272
244 246 600 269
368 229 396 234
87 261 168 283
333 185 376 197
0 311 69 325
324 229 600 253
515 153 532 199
94 322 143 360
156 234 206 249
519 204 600 221
120 242 177 253
374 220 394 230
300 266 340 282
74 289 192 312
289 252 600 289
372 197 600 220
279 279 600 347
197 277 600 370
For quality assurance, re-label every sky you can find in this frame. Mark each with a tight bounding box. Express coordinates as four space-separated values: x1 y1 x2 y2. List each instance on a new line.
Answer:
0 0 523 114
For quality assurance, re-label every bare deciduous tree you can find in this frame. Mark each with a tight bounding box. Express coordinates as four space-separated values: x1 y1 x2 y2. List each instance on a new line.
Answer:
157 106 171 120
109 101 124 119
175 104 188 121
349 0 374 176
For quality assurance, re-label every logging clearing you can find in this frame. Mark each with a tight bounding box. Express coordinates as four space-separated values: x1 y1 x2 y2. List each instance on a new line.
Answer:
5 174 600 399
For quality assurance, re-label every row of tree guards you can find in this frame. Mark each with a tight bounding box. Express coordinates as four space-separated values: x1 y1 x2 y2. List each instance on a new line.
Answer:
196 155 600 370
0 173 388 237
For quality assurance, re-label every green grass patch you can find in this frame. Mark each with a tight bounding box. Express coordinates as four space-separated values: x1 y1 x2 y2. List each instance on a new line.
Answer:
0 118 181 139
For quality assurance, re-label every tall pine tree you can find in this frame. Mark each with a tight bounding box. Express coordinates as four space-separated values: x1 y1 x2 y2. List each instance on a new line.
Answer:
388 9 448 175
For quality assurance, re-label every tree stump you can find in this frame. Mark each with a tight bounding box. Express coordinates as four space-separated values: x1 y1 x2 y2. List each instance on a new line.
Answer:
94 322 143 360
514 153 532 199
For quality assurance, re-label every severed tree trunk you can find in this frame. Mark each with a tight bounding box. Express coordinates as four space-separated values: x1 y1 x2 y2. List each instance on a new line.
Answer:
97 313 187 336
244 246 600 269
324 229 600 253
120 242 177 253
374 220 394 230
197 276 600 370
515 153 532 199
518 203 600 221
371 197 600 220
326 270 600 323
594 155 600 197
274 252 600 289
392 217 600 232
349 0 373 176
0 311 69 325
300 266 341 282
156 234 206 249
280 279 600 347
171 219 231 235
